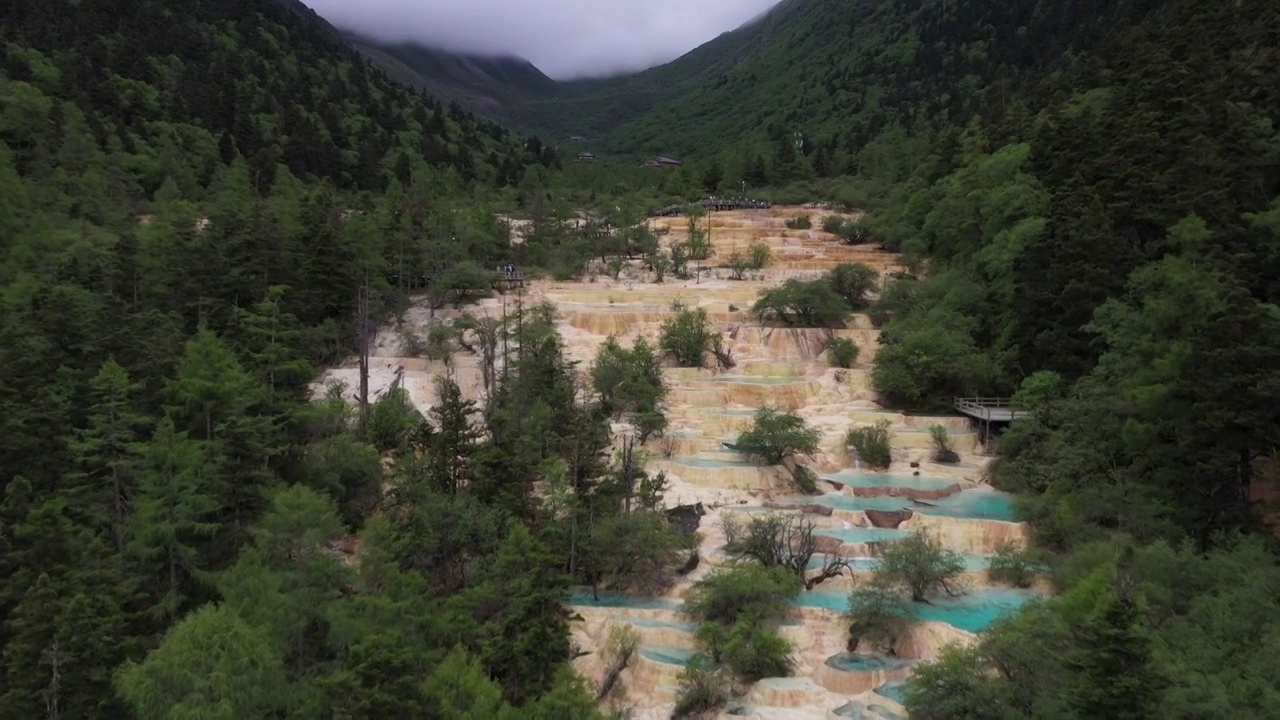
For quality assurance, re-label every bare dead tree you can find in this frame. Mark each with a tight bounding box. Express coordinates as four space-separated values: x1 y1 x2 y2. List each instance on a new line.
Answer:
597 627 640 701
723 512 851 589
710 334 736 370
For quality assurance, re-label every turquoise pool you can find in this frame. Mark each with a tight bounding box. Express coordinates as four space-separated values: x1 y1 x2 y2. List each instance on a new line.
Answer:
875 681 908 705
778 489 1019 522
794 587 1037 633
638 645 695 665
570 589 681 610
609 615 697 632
823 471 959 491
918 490 1018 522
777 494 915 513
808 555 991 572
824 653 914 673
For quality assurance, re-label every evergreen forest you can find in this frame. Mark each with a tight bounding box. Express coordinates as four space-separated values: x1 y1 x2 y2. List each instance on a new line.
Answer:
2 0 1280 717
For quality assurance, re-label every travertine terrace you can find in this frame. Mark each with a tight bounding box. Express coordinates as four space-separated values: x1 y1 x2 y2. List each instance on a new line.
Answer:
318 206 1035 719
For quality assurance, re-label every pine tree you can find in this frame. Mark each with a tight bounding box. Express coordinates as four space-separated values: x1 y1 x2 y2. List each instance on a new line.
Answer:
0 500 135 720
458 524 572 703
66 358 149 552
427 376 483 495
127 416 220 621
115 604 287 720
1066 589 1164 719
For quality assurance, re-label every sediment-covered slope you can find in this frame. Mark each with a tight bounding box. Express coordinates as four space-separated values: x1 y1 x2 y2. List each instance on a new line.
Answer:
320 206 1041 718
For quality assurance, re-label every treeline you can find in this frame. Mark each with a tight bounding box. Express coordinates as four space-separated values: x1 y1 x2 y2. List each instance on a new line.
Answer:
838 0 1280 716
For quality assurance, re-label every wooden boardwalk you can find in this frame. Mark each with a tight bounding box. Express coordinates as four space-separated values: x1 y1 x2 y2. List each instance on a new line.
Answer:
652 196 774 217
954 397 1027 422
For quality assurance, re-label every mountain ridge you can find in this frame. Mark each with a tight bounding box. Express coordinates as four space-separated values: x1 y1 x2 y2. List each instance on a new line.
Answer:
345 33 559 118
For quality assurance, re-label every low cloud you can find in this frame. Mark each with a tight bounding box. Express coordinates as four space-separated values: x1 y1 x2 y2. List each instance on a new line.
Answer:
301 0 781 80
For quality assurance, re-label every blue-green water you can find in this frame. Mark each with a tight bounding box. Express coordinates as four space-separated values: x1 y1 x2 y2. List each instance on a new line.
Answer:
777 489 1018 522
868 704 907 720
824 653 913 672
666 456 757 468
638 645 695 665
794 587 1036 632
815 527 910 544
833 702 866 719
808 555 990 572
609 615 697 632
823 471 959 491
777 494 915 512
875 681 908 705
569 589 681 610
920 490 1017 521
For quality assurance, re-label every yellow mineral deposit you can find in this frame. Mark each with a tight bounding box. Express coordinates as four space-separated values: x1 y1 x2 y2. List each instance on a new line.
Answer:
316 206 1026 720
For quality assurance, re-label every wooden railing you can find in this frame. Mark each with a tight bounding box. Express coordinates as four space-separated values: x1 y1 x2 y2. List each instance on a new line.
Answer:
954 397 1027 420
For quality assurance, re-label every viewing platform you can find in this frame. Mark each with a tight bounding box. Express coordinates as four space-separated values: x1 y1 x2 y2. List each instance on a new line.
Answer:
700 196 773 212
494 265 526 290
651 196 774 217
954 397 1027 423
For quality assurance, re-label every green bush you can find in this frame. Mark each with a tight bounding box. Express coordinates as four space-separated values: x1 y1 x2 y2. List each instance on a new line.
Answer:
822 215 873 243
870 311 995 408
672 655 728 719
590 336 667 423
877 531 968 602
747 241 771 270
735 408 821 466
720 623 793 682
828 262 880 310
929 425 960 463
846 420 892 469
751 279 851 327
427 261 495 309
423 323 456 364
785 215 812 230
846 580 916 654
824 337 859 368
987 541 1042 588
683 564 801 625
367 388 423 452
793 465 819 494
659 302 716 367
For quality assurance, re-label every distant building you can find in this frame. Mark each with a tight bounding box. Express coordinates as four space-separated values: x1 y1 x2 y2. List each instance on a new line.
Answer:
576 152 596 163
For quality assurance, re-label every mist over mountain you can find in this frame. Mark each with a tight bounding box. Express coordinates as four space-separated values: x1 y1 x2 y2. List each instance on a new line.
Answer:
299 0 781 79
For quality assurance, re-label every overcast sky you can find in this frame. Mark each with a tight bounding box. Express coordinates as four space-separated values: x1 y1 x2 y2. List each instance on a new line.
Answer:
302 0 782 80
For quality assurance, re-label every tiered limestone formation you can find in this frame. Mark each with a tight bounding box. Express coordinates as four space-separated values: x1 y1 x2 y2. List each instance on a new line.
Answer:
317 207 1036 719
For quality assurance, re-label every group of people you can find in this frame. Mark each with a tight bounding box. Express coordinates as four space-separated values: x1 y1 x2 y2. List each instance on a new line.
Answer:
494 263 519 279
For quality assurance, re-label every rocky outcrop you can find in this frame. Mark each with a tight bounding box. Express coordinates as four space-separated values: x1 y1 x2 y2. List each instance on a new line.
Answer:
665 503 705 535
864 509 913 528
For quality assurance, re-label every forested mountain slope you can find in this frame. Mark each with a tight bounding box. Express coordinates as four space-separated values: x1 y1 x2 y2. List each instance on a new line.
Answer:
1 0 550 193
348 34 559 118
0 0 595 717
504 0 1170 159
834 0 1280 715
